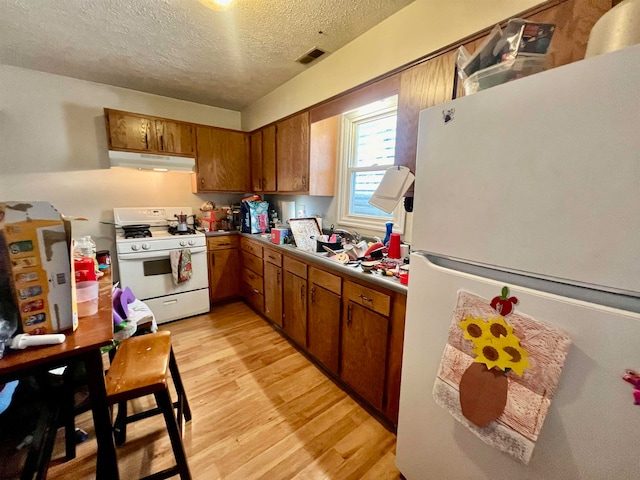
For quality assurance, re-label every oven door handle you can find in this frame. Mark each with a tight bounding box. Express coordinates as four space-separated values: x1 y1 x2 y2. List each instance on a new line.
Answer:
118 246 207 261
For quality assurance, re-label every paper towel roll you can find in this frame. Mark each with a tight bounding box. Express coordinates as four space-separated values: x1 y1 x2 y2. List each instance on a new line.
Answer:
280 201 296 224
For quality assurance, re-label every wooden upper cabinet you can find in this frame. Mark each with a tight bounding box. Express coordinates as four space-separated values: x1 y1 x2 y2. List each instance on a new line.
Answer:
250 130 263 192
195 126 249 192
395 53 456 194
105 109 195 157
276 111 310 193
106 110 157 152
155 120 195 155
250 125 277 192
262 125 277 191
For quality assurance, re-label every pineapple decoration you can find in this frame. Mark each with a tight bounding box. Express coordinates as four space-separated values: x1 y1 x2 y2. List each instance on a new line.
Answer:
457 287 530 427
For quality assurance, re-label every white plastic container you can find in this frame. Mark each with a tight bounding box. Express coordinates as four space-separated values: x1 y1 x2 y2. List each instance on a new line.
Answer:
76 280 99 317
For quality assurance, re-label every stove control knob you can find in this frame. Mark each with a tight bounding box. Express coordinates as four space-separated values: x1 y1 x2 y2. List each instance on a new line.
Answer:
131 244 140 251
188 239 195 246
180 240 187 247
142 243 151 250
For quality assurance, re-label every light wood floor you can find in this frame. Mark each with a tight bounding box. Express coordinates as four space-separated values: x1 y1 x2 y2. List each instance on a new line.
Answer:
47 301 402 479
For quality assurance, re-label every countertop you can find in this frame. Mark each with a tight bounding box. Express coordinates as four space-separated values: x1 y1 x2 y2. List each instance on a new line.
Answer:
205 230 408 295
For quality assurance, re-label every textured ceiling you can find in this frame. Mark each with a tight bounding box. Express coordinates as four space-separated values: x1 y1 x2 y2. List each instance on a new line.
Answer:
0 0 414 110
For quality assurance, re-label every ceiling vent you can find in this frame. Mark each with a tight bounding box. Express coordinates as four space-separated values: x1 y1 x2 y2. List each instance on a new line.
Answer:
296 47 327 65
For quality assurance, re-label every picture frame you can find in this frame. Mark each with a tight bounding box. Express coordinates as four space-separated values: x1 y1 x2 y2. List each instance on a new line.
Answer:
288 218 322 252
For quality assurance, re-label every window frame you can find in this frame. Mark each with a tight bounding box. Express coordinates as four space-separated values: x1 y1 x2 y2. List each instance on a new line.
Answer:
336 95 405 233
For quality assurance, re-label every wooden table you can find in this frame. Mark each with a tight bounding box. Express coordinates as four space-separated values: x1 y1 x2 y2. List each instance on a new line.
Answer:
0 273 119 480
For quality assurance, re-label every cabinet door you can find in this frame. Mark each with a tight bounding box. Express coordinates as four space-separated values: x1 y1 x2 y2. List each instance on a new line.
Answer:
156 120 195 156
395 53 456 195
208 248 240 302
262 124 277 192
276 112 310 192
308 284 341 374
196 126 249 192
106 110 156 151
250 130 263 191
263 262 283 327
341 301 389 410
283 271 307 346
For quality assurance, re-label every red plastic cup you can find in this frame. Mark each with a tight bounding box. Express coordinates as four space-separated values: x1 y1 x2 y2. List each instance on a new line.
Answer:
388 233 401 259
399 272 409 285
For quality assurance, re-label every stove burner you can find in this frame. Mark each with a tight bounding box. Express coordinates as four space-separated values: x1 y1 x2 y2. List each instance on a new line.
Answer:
168 226 196 236
122 224 152 239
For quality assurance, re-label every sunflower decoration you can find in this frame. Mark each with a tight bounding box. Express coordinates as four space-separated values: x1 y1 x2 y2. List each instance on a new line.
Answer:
459 316 529 376
456 290 530 427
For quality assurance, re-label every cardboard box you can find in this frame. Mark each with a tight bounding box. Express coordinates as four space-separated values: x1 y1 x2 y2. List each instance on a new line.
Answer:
0 202 78 334
271 228 288 245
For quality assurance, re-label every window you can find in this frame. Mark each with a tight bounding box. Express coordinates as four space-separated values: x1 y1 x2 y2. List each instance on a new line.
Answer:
337 95 404 232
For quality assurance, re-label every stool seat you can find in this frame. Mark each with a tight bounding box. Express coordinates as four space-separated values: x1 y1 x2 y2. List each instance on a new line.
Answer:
105 330 171 404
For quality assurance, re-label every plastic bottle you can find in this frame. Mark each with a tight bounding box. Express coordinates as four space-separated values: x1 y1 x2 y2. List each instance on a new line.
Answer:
74 236 98 276
383 222 394 246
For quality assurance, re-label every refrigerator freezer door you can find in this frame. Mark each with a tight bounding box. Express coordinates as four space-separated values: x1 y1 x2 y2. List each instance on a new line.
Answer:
396 253 640 479
411 44 640 295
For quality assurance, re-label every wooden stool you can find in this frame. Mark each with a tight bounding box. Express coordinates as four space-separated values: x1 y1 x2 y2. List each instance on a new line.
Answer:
105 331 192 480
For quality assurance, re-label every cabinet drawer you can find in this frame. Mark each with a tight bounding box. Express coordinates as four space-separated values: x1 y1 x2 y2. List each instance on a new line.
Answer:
207 235 239 250
284 255 307 279
263 248 282 267
242 251 263 276
344 281 391 317
309 267 341 296
241 237 263 258
242 267 263 294
242 282 264 313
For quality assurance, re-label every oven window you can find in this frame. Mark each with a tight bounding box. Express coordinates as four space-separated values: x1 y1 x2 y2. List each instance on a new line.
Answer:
143 258 171 277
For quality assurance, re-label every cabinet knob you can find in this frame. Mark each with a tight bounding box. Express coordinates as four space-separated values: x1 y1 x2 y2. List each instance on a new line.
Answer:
200 177 204 186
359 294 372 303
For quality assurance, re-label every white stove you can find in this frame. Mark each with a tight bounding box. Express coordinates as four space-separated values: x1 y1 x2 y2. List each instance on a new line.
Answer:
113 207 209 324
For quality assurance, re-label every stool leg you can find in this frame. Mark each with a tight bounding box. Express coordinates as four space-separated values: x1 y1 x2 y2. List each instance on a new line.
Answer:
155 390 191 480
62 366 77 460
169 348 192 422
113 401 128 446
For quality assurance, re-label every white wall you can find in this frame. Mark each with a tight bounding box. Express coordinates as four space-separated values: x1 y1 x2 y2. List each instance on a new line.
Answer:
0 65 243 255
241 0 545 130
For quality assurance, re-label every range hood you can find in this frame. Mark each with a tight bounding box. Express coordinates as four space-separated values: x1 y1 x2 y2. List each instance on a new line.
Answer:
108 150 195 172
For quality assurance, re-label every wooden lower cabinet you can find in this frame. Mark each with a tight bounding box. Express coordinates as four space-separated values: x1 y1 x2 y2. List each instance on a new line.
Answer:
207 235 240 303
240 237 406 427
240 238 264 313
208 248 240 302
263 262 283 327
341 300 389 411
308 284 341 375
283 270 307 347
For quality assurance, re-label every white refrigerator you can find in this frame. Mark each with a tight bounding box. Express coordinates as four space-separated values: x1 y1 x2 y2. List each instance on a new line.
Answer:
396 44 640 479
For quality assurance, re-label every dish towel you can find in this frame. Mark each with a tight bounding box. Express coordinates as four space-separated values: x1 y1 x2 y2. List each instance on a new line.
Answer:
169 249 192 284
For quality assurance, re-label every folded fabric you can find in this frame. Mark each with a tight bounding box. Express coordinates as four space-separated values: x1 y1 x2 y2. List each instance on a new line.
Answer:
113 299 158 342
169 249 192 284
112 286 136 326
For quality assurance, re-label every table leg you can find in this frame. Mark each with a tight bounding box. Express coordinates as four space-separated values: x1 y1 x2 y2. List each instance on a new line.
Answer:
85 349 119 480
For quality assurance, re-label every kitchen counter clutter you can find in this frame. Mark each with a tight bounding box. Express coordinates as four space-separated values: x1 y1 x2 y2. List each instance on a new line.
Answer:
205 230 407 429
205 230 408 294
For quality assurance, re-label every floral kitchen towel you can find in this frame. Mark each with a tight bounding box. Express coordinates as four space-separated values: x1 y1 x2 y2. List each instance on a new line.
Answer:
169 249 192 284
